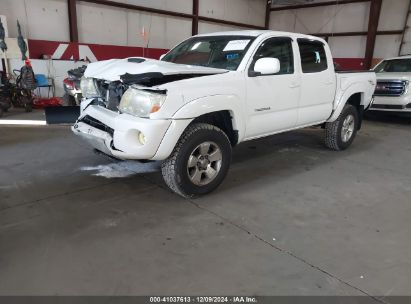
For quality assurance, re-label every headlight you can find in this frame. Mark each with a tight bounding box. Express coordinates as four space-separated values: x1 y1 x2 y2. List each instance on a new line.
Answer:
80 77 100 99
119 87 166 118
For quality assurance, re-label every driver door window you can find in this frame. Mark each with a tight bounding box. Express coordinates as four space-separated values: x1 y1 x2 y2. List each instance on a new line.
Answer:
251 38 294 75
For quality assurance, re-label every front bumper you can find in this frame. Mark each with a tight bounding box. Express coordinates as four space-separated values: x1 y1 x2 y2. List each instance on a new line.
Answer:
370 95 411 112
72 105 172 160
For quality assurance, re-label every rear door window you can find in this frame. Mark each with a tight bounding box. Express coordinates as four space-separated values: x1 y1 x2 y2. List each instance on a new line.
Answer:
297 39 328 73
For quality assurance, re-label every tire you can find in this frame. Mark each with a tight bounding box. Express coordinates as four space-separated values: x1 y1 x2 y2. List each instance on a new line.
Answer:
161 123 232 198
325 104 359 151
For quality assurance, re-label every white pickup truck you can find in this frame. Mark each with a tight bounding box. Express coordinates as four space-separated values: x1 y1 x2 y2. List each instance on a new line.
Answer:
72 30 376 197
370 55 411 113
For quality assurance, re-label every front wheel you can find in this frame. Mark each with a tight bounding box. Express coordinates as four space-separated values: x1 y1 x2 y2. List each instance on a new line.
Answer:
161 123 232 198
325 104 359 151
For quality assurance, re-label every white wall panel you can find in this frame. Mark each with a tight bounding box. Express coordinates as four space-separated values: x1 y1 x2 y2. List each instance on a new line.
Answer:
76 2 191 49
109 0 192 14
269 11 296 32
199 0 266 27
198 22 248 35
378 0 409 31
77 2 128 45
126 12 192 49
374 35 402 58
0 0 69 41
270 3 369 34
328 36 367 58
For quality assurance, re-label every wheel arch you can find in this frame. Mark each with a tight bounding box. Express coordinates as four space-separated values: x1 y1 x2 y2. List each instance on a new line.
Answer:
327 84 368 126
152 95 245 161
172 95 246 143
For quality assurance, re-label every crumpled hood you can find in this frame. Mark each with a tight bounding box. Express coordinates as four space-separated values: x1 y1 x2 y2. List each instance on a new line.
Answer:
376 72 411 81
84 57 227 82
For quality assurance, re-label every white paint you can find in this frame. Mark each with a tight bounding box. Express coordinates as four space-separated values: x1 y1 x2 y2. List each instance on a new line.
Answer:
372 58 411 113
80 160 160 178
84 57 227 82
51 44 69 60
79 45 98 62
81 164 136 178
74 31 376 162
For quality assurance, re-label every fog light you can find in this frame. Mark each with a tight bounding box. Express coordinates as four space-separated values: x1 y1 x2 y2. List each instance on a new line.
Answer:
138 132 146 145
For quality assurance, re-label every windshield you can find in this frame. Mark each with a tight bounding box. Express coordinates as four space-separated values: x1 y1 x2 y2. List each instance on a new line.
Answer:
162 35 255 71
374 59 411 73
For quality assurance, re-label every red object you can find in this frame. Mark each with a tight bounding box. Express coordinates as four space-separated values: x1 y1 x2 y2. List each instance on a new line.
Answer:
28 39 169 61
333 58 366 71
33 97 63 109
63 78 76 90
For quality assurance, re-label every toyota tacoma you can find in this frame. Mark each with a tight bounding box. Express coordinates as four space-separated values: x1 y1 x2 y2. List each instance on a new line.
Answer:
72 30 376 197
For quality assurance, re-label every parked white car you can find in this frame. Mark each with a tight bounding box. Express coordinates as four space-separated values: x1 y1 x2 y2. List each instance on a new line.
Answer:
370 56 411 113
72 30 376 197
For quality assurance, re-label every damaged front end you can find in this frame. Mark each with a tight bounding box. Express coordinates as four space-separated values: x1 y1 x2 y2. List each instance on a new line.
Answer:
72 57 226 160
80 69 215 113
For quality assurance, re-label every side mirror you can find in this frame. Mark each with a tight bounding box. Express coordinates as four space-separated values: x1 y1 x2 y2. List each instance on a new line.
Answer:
252 58 281 76
159 54 166 60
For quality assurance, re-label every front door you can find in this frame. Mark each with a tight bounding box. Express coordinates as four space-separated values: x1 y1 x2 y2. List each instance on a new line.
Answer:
245 37 301 139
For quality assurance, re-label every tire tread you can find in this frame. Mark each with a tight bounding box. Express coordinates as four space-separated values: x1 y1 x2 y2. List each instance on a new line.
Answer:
161 123 230 198
325 104 358 151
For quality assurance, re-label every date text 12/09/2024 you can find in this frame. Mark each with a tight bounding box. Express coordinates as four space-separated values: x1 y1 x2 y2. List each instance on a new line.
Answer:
149 296 257 303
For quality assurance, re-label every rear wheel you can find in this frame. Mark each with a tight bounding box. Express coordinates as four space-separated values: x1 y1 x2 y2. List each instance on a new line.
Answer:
161 123 232 198
325 104 359 151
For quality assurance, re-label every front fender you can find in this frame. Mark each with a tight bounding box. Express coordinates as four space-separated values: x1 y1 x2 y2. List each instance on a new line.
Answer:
173 94 246 141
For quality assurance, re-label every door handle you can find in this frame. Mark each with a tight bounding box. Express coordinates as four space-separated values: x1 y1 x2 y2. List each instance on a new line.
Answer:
289 82 300 88
324 81 334 85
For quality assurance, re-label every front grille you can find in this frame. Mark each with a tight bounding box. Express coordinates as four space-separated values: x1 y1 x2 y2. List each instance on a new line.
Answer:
374 80 408 97
79 115 114 136
371 104 404 110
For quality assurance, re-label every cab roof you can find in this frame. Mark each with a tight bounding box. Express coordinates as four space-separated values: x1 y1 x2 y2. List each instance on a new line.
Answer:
195 30 324 42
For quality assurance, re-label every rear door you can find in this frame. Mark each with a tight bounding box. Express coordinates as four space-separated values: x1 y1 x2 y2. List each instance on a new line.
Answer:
245 37 301 139
296 38 336 126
